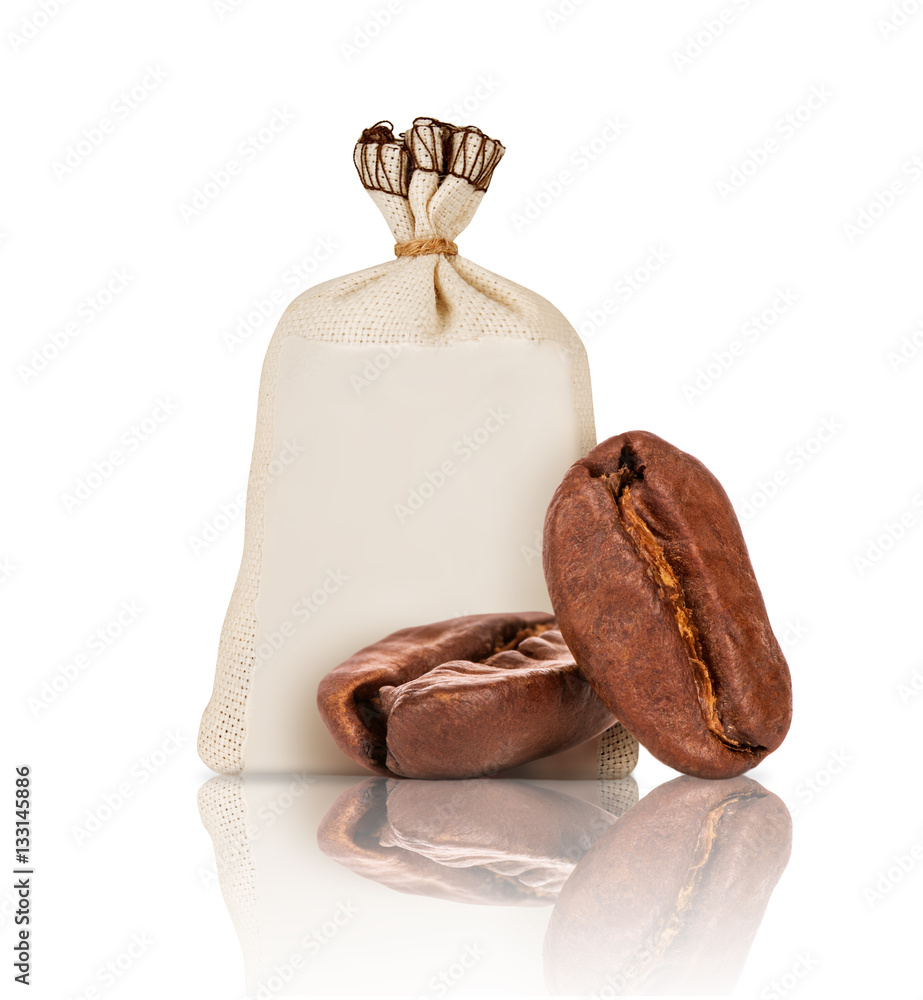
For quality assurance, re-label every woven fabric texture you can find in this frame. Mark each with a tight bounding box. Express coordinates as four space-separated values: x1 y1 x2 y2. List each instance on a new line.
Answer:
597 776 640 817
596 722 641 779
197 778 261 970
198 117 602 775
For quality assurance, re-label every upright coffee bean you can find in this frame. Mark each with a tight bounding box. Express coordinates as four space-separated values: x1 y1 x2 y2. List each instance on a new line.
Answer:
543 430 792 778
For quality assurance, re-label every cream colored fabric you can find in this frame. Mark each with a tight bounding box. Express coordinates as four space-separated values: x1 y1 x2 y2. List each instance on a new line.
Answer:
597 776 641 817
597 722 641 779
245 337 586 773
196 777 261 971
198 117 632 776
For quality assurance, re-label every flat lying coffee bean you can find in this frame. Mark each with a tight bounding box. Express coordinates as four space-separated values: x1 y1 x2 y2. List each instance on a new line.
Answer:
543 430 792 778
317 777 619 905
317 613 616 779
544 775 792 995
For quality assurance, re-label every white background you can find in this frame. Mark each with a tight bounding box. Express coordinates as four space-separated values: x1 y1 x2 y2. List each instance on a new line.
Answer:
3 0 922 997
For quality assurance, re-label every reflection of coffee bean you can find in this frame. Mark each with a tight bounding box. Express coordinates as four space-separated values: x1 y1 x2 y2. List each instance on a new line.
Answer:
543 430 793 778
544 775 792 996
316 777 619 905
317 613 616 779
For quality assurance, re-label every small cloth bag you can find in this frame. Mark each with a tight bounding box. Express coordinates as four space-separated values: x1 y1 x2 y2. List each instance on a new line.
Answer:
199 117 632 776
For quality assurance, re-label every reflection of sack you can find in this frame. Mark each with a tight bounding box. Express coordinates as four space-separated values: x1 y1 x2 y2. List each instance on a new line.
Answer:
197 775 635 997
317 777 632 906
198 117 599 775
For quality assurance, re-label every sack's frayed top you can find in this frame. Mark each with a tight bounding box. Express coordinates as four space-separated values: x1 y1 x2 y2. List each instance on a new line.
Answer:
355 117 503 199
355 118 505 259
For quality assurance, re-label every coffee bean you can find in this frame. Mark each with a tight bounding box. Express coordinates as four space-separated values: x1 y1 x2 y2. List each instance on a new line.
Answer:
317 612 616 779
317 776 620 904
544 775 792 995
543 430 792 778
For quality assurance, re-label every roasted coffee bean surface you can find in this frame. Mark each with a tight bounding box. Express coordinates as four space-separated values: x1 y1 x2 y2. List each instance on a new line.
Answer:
317 777 621 905
543 430 792 778
544 775 793 994
317 612 616 779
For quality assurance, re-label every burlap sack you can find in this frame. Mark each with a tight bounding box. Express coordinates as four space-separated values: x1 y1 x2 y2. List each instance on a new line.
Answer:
198 117 636 776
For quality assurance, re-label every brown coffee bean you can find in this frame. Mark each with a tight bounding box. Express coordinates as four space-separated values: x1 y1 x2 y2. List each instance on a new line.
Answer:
543 430 792 778
317 777 620 905
544 775 792 995
317 613 616 779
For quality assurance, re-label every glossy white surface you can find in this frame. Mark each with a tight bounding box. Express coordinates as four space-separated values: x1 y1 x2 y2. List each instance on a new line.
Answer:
6 1 923 997
199 773 787 997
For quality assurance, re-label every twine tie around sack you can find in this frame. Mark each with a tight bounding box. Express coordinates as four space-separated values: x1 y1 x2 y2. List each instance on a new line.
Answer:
394 237 458 257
